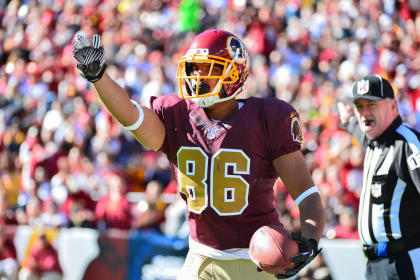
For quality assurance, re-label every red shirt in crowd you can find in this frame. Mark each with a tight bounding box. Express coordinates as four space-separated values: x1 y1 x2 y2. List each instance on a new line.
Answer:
25 242 62 274
333 224 359 240
0 239 17 260
95 194 131 230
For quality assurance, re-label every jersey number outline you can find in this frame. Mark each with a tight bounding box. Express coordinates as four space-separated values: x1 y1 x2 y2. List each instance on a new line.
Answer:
177 147 250 216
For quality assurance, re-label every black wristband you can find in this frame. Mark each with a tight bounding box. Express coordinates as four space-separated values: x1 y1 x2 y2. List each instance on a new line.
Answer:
308 239 318 251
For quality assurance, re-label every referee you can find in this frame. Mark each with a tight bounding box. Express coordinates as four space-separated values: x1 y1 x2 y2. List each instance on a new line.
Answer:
338 75 420 280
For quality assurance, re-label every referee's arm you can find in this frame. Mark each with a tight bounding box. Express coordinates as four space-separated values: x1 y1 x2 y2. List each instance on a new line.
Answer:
338 102 368 150
346 116 368 151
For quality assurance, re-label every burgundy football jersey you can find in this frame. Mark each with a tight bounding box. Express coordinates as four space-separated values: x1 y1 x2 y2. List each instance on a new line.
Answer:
150 95 302 250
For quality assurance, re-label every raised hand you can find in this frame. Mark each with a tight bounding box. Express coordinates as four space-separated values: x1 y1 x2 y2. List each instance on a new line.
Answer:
73 33 106 83
338 102 355 126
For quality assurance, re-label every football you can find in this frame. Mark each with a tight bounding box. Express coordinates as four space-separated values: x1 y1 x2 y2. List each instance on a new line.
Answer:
249 225 299 274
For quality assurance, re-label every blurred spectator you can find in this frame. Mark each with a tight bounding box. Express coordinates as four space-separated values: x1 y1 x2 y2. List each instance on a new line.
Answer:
124 154 146 192
19 231 62 280
61 182 96 228
40 201 69 229
49 157 69 208
0 192 17 225
161 195 188 239
57 158 96 228
0 226 18 280
15 196 42 227
326 206 359 240
0 153 20 209
133 180 166 232
141 151 171 188
297 254 332 280
95 174 131 230
33 167 51 203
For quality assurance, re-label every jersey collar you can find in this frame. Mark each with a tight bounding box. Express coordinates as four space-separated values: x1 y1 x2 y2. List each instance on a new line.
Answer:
367 116 403 147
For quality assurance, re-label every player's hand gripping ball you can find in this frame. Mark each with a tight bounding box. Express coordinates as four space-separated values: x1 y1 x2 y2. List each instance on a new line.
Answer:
249 225 299 274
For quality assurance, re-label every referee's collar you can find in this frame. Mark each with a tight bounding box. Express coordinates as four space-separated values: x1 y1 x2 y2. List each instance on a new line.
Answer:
367 116 402 147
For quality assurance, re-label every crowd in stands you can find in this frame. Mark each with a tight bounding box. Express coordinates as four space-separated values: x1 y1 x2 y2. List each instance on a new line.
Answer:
0 226 62 280
1 0 420 279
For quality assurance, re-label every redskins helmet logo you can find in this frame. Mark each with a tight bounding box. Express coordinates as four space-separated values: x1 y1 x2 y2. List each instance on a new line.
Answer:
227 36 247 64
291 116 304 143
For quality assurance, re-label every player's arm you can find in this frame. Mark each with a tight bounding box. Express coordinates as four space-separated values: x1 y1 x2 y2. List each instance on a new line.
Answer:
93 75 165 150
272 150 325 242
72 33 165 151
272 150 326 279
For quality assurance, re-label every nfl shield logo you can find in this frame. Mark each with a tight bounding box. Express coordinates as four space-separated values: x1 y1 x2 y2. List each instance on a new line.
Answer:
357 80 370 95
371 183 382 198
207 128 216 140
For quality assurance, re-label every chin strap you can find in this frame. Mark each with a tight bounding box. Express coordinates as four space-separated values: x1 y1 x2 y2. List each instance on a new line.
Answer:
221 86 228 98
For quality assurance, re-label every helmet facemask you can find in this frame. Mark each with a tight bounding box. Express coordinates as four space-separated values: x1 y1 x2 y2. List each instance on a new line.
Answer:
177 51 240 108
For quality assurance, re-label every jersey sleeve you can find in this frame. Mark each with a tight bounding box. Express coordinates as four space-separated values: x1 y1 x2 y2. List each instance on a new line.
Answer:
401 133 420 194
149 95 188 156
150 95 175 155
263 98 302 159
149 95 168 121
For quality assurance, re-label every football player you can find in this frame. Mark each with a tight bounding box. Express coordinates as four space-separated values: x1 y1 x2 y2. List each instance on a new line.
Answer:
73 29 325 280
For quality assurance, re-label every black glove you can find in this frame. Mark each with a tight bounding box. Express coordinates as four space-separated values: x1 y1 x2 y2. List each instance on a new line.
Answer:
72 33 106 83
275 232 321 279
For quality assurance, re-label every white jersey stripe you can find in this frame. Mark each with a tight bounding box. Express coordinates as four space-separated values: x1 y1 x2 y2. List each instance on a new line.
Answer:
408 247 420 279
371 203 388 242
390 178 405 239
359 147 383 244
358 148 372 244
376 146 394 175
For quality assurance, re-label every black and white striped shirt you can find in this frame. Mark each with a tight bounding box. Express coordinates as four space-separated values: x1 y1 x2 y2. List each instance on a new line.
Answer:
348 116 420 245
